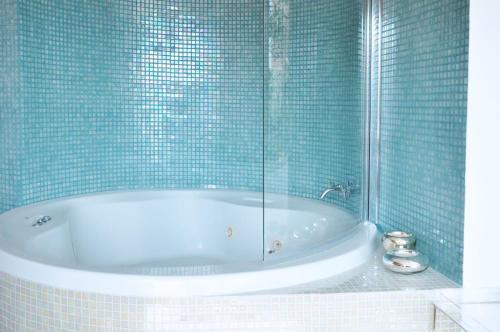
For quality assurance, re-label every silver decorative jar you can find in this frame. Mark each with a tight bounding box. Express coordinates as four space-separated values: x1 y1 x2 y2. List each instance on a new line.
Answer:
382 249 429 274
382 231 416 251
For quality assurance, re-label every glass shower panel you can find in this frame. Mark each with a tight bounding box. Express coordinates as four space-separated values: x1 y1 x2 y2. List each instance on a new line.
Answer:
263 0 367 258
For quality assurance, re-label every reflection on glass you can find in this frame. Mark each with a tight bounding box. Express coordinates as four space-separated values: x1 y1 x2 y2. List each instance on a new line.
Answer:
264 0 366 257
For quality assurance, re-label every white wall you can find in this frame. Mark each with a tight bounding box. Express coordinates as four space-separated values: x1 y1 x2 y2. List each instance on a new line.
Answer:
463 0 500 288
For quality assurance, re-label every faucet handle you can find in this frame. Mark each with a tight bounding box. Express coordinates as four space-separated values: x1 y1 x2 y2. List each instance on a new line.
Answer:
346 180 359 190
342 186 351 199
328 179 339 187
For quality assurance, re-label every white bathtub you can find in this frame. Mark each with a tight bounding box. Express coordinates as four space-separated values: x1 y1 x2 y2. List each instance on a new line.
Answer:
0 190 378 296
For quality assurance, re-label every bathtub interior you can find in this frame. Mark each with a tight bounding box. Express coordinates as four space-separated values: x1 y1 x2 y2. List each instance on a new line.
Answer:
0 190 363 275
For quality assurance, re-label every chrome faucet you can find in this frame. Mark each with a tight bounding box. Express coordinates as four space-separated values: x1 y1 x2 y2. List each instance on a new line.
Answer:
320 180 356 200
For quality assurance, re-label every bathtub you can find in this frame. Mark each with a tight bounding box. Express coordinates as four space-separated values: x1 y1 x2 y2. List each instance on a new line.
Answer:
0 190 378 296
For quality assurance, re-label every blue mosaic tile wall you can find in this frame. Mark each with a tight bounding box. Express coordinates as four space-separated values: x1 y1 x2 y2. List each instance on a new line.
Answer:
377 0 469 283
0 0 366 217
0 0 469 284
15 0 264 204
265 0 365 214
0 0 22 214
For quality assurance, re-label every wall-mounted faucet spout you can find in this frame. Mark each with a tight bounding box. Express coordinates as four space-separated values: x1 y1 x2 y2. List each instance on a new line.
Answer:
320 181 356 200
